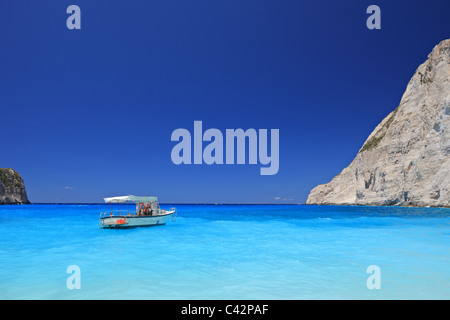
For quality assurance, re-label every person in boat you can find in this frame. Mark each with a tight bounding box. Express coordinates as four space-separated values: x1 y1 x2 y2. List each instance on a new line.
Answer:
138 203 153 216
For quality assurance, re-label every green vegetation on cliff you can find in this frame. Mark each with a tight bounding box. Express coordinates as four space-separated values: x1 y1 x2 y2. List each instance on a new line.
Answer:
359 106 399 153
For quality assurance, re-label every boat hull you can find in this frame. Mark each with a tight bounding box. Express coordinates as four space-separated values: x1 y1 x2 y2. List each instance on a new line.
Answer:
100 211 175 229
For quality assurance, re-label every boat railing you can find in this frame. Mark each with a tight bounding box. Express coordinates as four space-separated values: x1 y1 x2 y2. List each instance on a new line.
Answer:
99 210 134 219
99 207 177 220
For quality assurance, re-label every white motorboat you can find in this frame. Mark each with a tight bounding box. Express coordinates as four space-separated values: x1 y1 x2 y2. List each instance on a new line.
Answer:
99 195 176 229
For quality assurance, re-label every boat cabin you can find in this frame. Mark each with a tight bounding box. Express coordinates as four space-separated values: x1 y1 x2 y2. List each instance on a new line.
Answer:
103 195 162 216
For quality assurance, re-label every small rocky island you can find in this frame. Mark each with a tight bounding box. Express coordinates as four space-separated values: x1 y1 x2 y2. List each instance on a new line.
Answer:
307 39 450 208
0 168 30 204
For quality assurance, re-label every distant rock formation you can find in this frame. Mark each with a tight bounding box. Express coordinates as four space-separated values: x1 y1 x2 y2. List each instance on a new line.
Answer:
0 168 30 204
307 39 450 207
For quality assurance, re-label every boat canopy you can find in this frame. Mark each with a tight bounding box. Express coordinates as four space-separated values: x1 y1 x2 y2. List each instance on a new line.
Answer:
104 195 158 204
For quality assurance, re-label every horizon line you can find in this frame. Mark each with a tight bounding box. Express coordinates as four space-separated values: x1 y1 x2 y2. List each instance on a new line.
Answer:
20 202 305 206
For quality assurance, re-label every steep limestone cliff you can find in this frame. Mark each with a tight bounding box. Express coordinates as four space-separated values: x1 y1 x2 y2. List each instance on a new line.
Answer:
307 39 450 207
0 168 30 204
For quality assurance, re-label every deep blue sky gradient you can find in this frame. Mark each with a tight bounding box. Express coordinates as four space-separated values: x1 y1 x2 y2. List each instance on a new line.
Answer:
1 0 449 203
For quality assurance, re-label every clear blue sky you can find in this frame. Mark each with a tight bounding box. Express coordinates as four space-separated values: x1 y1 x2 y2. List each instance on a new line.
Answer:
1 0 449 203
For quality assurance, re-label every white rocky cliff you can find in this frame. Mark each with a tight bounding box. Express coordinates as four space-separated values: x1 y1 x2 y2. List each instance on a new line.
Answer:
307 39 450 207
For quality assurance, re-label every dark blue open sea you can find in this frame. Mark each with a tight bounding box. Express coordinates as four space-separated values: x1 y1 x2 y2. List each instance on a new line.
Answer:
0 204 449 299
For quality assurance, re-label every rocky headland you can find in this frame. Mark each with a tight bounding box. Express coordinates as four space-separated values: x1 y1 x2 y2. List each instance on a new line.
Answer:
307 39 450 208
0 168 30 204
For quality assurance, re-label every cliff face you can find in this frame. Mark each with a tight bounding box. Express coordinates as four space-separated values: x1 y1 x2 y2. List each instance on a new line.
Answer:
0 168 30 204
307 39 450 207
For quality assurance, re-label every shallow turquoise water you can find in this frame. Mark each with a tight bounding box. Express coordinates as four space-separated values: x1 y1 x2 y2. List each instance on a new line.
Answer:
0 204 449 299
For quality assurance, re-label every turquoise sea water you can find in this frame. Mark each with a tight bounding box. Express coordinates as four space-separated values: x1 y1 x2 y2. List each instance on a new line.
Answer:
0 204 449 299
